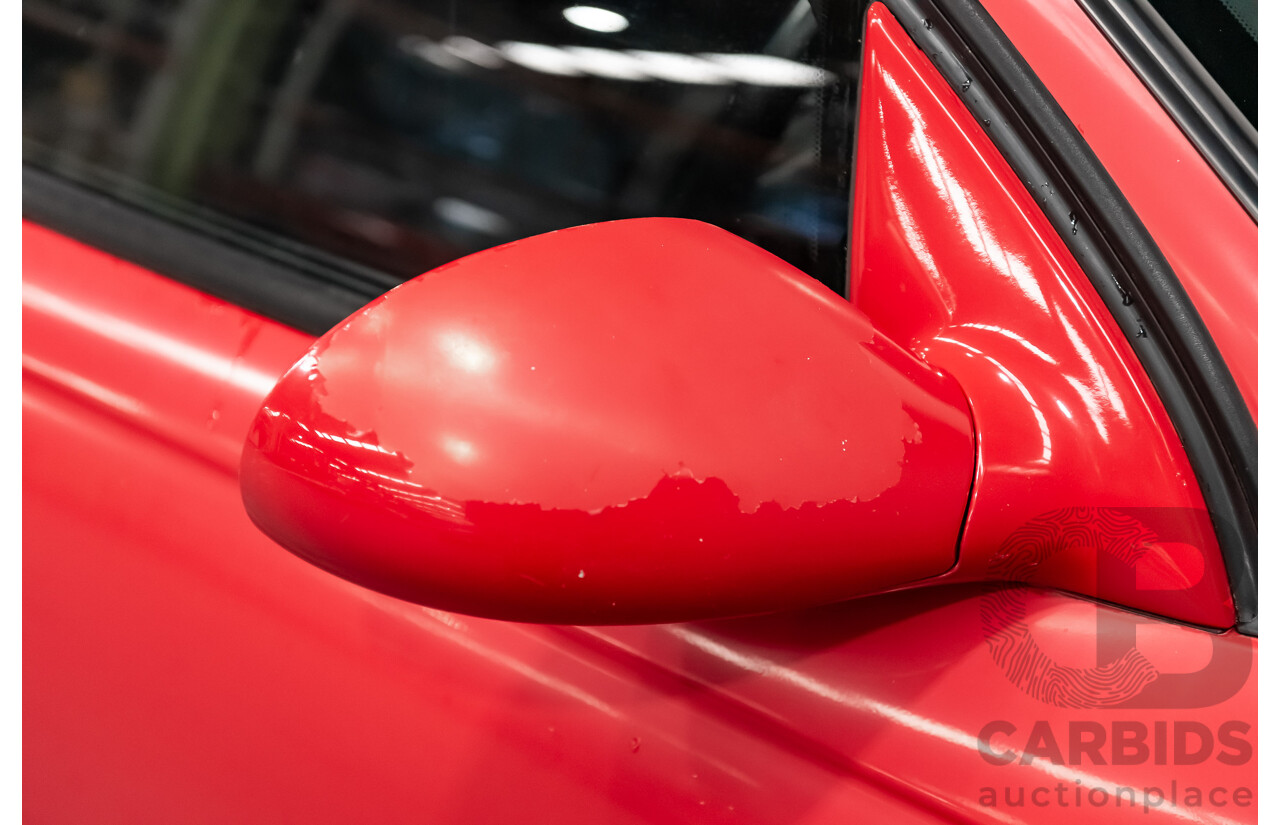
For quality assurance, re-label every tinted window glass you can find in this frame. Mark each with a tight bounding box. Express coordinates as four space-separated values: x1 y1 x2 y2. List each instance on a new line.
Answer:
23 0 863 296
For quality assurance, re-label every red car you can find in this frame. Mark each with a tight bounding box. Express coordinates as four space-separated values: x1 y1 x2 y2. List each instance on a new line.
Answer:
24 0 1257 821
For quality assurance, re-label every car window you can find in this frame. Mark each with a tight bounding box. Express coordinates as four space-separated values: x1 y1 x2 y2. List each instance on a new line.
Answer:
23 0 863 297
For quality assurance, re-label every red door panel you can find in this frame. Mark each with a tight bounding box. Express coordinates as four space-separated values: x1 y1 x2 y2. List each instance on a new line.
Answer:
25 283 1256 824
22 226 949 824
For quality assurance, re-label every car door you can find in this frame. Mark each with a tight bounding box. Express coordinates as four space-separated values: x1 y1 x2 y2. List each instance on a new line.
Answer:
23 0 1256 822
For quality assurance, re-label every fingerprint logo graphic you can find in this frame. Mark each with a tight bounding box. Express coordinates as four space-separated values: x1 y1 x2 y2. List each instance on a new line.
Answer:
980 508 1160 708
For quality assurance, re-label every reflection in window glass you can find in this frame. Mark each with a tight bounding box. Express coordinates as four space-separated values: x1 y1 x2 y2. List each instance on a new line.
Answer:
23 0 864 296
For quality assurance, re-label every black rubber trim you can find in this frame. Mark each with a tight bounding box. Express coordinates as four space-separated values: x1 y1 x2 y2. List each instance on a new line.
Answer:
23 166 381 336
1074 0 1257 221
880 0 1257 633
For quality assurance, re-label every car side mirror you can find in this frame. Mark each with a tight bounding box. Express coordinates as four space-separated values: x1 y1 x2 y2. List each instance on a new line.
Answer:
240 219 975 623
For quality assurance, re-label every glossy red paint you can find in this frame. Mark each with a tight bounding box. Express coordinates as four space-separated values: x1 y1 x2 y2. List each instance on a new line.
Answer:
23 225 1256 823
23 225 962 824
23 1 1257 822
34 224 1255 825
22 222 314 475
979 0 1258 418
241 218 976 624
850 6 1234 629
590 589 1255 825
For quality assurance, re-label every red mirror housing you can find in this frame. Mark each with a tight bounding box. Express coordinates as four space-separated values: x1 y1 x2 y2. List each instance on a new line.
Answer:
240 219 975 623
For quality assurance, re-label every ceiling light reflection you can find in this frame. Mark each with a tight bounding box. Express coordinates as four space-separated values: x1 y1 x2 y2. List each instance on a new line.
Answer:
501 41 585 75
23 284 279 397
560 46 649 80
399 35 468 71
936 336 1052 464
441 435 477 465
440 35 505 68
957 323 1058 365
701 53 830 87
881 70 1049 314
441 40 839 87
626 49 731 84
562 5 630 33
437 331 498 374
667 627 1152 815
433 197 512 236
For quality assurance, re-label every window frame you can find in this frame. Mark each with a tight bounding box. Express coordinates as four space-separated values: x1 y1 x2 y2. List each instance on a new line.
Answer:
1074 0 1258 220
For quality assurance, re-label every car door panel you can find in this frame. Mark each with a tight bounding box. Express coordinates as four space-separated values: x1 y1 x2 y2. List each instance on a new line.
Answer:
23 251 1257 822
23 224 955 824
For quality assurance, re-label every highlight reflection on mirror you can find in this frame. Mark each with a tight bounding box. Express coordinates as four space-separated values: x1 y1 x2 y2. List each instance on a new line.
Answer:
880 69 1049 315
857 16 1140 477
23 0 863 297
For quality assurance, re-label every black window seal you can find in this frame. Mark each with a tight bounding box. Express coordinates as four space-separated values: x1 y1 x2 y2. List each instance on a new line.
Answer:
1073 0 1257 221
22 165 382 337
879 0 1257 635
